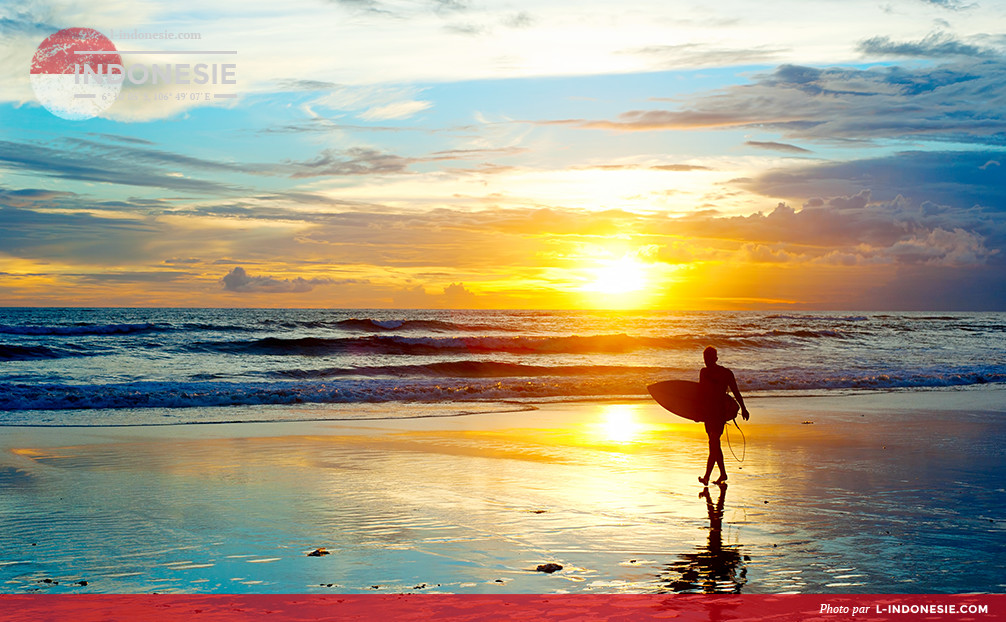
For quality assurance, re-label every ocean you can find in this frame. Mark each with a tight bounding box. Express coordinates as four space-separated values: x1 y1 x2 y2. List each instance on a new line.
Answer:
1 308 1004 426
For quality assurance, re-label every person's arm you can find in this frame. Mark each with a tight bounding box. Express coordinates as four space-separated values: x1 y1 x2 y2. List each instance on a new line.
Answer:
728 370 750 420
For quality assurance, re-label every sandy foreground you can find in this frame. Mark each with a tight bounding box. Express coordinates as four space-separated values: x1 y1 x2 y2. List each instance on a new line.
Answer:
0 388 1003 594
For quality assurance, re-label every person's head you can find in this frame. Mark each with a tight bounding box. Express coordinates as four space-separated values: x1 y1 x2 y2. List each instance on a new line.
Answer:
703 346 718 367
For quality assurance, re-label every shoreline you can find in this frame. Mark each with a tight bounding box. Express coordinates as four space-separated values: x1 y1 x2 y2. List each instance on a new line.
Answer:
1 382 1003 430
1 386 1003 594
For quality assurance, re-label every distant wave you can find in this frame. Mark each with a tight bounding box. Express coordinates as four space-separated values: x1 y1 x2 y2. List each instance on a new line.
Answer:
765 315 868 322
332 318 504 332
264 361 671 379
0 322 163 336
251 317 511 333
193 334 657 356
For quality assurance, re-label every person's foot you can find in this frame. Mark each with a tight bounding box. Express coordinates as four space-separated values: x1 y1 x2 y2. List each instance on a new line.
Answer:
713 475 728 485
698 475 709 486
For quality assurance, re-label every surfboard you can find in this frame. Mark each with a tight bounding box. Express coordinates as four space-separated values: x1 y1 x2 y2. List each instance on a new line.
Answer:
647 380 739 423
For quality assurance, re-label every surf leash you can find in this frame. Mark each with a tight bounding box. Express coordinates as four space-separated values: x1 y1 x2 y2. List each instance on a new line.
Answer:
725 418 746 463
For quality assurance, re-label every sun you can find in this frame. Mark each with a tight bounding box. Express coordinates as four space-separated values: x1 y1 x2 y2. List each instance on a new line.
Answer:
587 255 648 295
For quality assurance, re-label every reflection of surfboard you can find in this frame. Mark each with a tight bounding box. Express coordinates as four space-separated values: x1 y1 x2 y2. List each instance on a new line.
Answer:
647 380 739 423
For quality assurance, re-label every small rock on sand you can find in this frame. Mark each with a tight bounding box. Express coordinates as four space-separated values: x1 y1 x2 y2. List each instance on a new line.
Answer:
536 563 563 574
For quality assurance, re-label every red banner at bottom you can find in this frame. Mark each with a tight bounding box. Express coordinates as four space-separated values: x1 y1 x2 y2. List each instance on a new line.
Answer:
0 594 1000 621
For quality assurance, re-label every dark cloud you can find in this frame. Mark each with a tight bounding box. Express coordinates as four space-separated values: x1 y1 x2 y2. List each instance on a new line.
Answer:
0 134 422 198
0 139 241 195
0 203 160 264
221 267 336 294
573 60 1006 146
666 190 1003 270
71 272 191 283
858 32 998 58
746 150 1006 211
745 141 813 154
85 133 157 146
286 147 412 177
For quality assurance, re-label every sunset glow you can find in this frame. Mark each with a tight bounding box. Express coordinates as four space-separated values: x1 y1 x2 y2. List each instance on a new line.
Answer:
586 256 648 296
1 1 1003 310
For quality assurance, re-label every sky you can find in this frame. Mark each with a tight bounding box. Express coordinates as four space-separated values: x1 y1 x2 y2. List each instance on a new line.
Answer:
1 0 1005 309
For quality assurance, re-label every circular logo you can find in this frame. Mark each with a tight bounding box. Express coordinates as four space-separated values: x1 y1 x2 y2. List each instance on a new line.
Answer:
30 28 122 121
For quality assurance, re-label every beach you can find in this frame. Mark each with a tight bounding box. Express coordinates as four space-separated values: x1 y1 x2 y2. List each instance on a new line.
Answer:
2 387 1003 595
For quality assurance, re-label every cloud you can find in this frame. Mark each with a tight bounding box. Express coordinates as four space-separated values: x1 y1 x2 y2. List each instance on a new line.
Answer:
746 150 1006 210
221 266 335 293
888 227 991 265
575 162 713 172
573 60 1006 145
0 202 161 264
303 84 433 122
744 141 812 154
919 0 976 10
0 134 424 198
357 100 432 121
624 43 787 68
0 139 241 195
71 271 190 283
650 164 714 172
858 32 998 58
501 12 534 29
286 147 412 177
740 243 802 263
392 281 480 308
671 192 1001 268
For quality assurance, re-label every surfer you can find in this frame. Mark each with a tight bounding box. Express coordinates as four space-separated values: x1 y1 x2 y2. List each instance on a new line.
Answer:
698 346 749 486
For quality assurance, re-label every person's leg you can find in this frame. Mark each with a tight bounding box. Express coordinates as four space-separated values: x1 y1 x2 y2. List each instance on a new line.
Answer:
700 439 714 485
712 437 727 484
709 421 727 484
700 420 721 485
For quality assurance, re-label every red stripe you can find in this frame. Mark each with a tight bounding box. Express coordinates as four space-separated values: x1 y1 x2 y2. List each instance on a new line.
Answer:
30 28 121 75
0 594 1000 621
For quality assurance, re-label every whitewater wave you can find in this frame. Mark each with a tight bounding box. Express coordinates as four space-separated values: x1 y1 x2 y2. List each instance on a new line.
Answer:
1 366 1002 411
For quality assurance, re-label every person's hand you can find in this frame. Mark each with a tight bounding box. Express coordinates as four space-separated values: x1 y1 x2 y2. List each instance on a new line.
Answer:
741 408 750 421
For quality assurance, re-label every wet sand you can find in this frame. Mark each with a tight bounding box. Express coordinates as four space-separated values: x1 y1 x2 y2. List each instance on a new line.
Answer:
1 387 1003 594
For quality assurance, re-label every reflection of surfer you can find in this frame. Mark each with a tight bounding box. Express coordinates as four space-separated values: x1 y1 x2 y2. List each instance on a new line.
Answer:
660 482 748 593
698 346 749 486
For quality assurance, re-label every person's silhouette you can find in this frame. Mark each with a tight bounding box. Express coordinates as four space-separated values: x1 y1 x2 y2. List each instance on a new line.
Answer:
698 346 749 486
